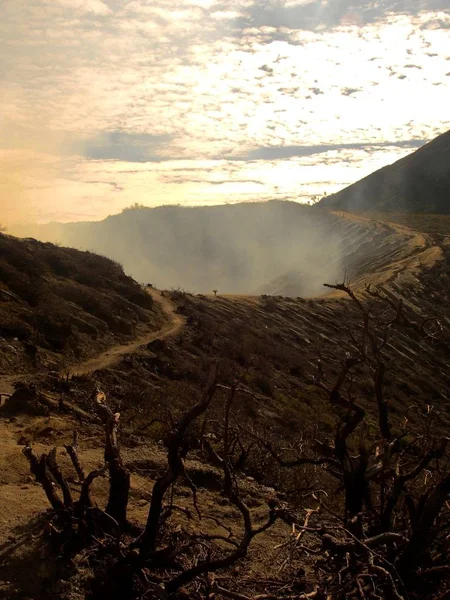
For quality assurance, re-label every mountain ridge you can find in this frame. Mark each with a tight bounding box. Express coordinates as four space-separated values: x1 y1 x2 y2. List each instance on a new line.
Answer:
0 232 163 385
319 128 450 213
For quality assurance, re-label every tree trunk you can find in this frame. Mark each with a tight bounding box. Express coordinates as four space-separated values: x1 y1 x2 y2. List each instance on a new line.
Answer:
397 471 450 573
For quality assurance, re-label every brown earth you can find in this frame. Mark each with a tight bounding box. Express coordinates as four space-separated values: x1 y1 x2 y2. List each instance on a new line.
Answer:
0 213 448 599
68 289 186 377
262 210 444 297
0 289 186 550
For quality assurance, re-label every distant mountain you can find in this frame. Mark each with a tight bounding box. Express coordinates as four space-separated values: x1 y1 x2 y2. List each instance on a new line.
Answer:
13 202 346 296
319 129 450 214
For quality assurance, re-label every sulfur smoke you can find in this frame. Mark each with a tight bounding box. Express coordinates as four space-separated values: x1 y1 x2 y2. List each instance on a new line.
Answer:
13 201 345 297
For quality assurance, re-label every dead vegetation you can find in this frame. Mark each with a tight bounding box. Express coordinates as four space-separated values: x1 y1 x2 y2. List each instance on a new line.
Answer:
0 215 449 600
3 279 449 600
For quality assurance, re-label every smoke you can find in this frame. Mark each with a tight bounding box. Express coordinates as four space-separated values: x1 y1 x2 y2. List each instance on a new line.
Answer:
16 201 345 297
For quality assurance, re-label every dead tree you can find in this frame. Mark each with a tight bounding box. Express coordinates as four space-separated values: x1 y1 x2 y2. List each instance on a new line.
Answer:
164 378 282 595
23 440 110 559
140 361 219 555
23 446 65 511
64 430 85 483
95 390 130 528
23 281 449 599
23 355 288 600
251 281 450 599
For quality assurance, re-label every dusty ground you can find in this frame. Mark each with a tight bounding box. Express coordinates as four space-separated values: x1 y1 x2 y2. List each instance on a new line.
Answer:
0 213 448 598
0 411 302 599
0 290 184 545
0 290 303 599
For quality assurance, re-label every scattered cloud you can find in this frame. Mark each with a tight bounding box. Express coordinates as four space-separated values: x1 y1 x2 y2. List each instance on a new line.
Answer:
80 132 172 162
51 0 112 15
238 140 425 160
236 0 450 31
341 87 362 96
0 0 449 223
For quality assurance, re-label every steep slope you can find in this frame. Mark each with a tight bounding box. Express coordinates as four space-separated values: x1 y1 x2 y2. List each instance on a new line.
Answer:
14 202 444 299
319 129 450 213
73 224 447 442
68 288 185 376
260 211 441 296
28 223 449 447
0 233 163 384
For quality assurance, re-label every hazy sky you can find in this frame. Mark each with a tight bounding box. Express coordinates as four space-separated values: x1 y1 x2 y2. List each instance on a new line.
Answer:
1 0 449 224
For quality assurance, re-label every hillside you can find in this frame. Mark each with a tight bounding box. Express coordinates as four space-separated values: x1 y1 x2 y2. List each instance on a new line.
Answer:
319 128 450 213
0 233 163 388
12 201 446 298
0 214 449 600
258 210 441 296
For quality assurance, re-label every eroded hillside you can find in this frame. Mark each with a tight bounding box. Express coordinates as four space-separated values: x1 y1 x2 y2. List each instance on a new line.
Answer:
13 202 447 301
10 202 348 295
0 233 164 392
262 210 444 296
0 214 449 600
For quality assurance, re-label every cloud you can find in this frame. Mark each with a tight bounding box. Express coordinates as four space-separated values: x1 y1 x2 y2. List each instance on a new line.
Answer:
6 142 434 226
1 0 450 224
237 0 450 31
235 140 426 160
52 0 112 15
341 87 361 95
79 132 172 161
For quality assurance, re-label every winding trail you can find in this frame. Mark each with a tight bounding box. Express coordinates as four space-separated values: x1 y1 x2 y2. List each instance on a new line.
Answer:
68 289 185 376
0 290 185 396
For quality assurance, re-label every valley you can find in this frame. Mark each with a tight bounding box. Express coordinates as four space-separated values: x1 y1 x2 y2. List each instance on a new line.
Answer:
2 0 449 595
1 134 450 600
0 205 449 599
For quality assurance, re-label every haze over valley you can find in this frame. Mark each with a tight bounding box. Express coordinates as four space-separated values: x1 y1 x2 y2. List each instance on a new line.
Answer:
12 131 450 296
13 202 343 295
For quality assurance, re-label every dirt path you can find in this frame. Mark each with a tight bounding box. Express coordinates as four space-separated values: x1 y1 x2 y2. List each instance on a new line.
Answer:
0 290 186 555
0 376 16 398
0 290 185 396
68 289 186 377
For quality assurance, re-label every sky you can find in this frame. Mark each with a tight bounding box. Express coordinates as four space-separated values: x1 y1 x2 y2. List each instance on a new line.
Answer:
0 0 449 224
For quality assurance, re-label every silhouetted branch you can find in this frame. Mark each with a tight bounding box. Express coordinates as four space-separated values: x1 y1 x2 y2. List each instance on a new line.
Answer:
23 446 64 511
46 447 73 507
64 430 85 482
140 361 218 555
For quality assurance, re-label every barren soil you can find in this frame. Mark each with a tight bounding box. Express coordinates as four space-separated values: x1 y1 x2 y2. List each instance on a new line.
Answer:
0 213 448 599
68 289 186 376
